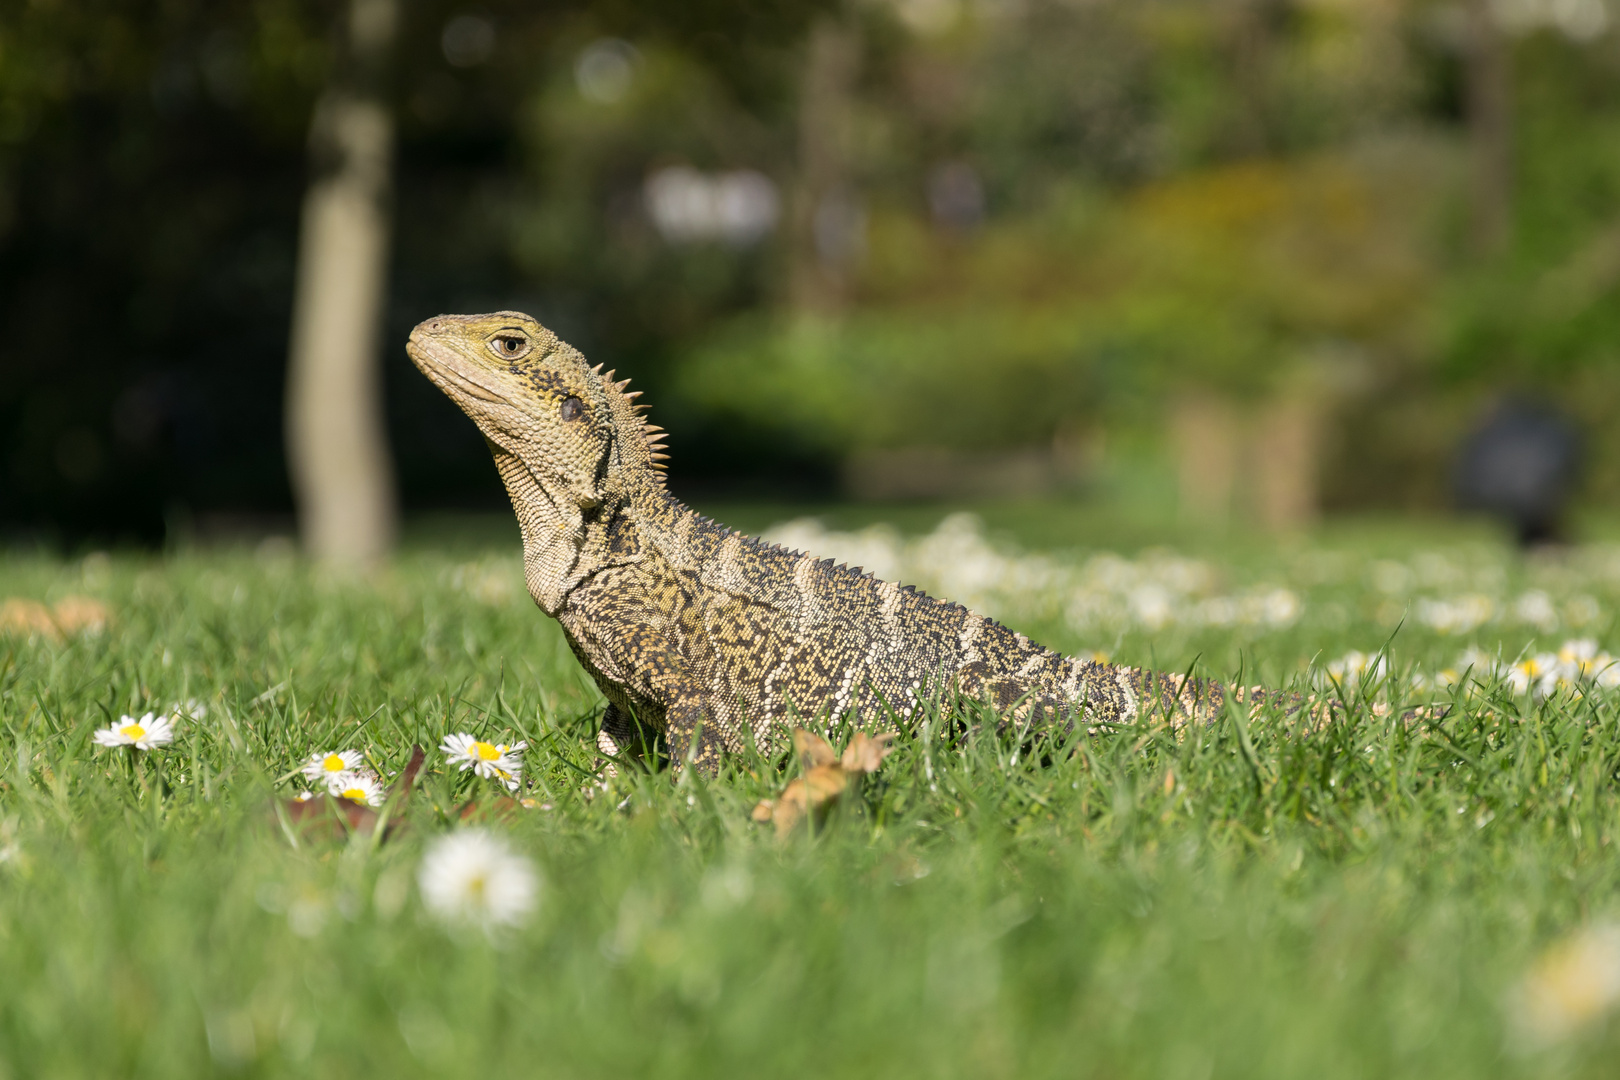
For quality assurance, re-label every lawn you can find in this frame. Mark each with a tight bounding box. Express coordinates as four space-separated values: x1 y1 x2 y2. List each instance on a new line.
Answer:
4 507 1620 1078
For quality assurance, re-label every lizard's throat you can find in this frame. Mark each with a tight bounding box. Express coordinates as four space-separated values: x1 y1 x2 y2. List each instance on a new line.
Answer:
491 450 590 614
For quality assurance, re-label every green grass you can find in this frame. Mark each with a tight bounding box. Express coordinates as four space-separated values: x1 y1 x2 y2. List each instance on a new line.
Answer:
4 514 1620 1078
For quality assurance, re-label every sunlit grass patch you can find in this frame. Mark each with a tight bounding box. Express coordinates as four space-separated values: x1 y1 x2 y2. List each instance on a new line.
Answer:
3 525 1620 1077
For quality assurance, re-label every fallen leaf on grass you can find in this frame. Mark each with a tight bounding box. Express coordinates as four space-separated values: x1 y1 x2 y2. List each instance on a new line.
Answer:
752 729 895 836
278 745 425 843
0 596 113 642
0 600 56 640
50 596 111 635
458 796 526 824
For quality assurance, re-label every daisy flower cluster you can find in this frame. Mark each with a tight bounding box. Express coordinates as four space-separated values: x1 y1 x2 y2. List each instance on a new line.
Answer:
300 749 384 806
765 514 1305 636
1323 639 1620 700
1482 639 1620 699
441 732 527 791
764 517 1620 643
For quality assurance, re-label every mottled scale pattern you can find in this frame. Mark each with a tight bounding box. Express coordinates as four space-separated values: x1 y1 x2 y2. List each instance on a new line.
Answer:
406 311 1243 776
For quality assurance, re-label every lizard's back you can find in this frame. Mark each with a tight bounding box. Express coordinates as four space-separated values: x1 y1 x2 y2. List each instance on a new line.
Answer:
562 498 1139 757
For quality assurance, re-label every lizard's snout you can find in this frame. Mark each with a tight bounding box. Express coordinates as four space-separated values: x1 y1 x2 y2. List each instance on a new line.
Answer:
410 316 447 341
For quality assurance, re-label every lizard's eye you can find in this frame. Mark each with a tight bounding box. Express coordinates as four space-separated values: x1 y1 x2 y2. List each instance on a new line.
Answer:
559 395 584 422
488 335 530 360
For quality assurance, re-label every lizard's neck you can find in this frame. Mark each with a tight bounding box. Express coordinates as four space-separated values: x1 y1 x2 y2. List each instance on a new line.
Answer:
501 444 678 614
497 355 687 614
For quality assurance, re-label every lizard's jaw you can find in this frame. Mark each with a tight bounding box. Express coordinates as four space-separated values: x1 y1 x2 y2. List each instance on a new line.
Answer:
405 336 509 407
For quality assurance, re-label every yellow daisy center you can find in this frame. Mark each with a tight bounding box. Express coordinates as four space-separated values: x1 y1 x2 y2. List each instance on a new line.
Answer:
341 787 367 802
121 724 146 741
474 741 501 761
466 873 487 899
322 754 347 773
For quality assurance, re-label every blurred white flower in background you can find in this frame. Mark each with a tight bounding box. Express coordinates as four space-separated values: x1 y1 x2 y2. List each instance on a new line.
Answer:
1415 594 1495 635
645 166 780 247
1507 653 1562 698
418 829 539 931
1514 590 1560 632
1509 922 1620 1046
758 515 1620 703
574 38 638 104
1559 638 1600 676
92 712 175 750
1456 646 1501 681
1326 651 1388 685
761 514 1301 637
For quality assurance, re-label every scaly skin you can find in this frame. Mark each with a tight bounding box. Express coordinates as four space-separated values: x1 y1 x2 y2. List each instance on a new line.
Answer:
407 311 1235 774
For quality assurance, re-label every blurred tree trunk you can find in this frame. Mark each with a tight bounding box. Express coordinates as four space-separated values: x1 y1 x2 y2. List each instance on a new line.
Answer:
1251 393 1321 533
1172 394 1237 524
1464 0 1513 254
1224 0 1282 157
286 0 399 568
790 16 861 316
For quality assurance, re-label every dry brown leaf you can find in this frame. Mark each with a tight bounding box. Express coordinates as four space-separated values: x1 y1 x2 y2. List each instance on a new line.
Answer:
753 729 895 835
51 596 111 635
0 596 113 641
0 599 60 642
459 796 525 824
791 728 838 768
839 731 896 773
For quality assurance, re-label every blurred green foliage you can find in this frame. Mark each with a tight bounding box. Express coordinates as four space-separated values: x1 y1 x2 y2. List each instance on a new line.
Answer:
4 0 1620 536
659 2 1620 509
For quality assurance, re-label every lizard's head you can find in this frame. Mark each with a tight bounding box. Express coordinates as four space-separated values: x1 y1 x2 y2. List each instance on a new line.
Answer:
407 311 625 512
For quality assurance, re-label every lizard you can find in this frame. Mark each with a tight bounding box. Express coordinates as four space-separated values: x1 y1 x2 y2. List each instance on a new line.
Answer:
407 310 1263 776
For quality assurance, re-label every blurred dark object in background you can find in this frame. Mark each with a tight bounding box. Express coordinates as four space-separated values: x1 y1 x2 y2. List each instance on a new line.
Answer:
1454 401 1582 548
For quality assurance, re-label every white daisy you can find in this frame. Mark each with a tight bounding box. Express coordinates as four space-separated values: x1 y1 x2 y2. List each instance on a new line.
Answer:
333 773 385 807
417 828 539 930
1558 639 1618 687
92 712 176 750
441 733 527 789
1326 651 1387 685
302 749 365 787
1510 922 1620 1044
1457 645 1500 677
1507 653 1562 699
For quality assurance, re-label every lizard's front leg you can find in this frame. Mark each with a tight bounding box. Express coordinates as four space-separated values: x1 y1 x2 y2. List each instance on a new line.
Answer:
605 624 726 776
595 701 657 779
